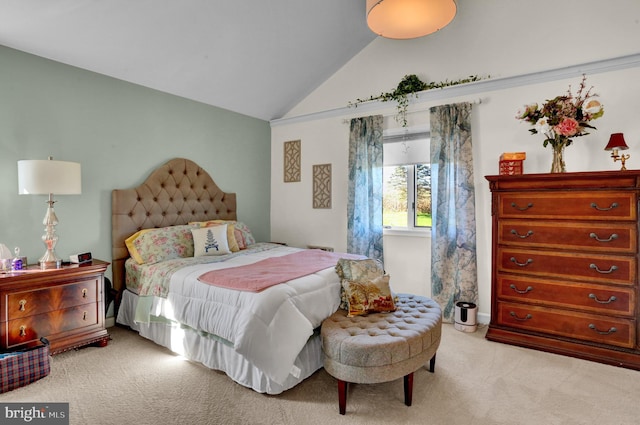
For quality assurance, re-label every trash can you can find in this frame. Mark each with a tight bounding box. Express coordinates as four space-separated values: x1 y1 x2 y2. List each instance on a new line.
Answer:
454 301 478 333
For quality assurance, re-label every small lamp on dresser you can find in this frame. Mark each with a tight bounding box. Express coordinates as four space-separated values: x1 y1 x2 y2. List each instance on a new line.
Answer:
604 133 631 171
17 157 82 269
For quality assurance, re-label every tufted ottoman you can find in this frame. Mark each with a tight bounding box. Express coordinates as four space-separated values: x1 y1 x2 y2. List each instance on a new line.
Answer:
321 294 442 415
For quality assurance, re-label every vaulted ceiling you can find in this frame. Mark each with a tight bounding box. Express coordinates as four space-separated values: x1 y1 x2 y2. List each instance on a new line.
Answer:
0 1 376 121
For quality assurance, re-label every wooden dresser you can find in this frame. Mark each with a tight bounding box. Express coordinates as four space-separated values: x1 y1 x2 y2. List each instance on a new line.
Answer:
486 171 640 369
0 260 110 354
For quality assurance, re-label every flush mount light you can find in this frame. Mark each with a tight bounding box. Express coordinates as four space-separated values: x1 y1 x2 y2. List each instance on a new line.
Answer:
366 0 457 40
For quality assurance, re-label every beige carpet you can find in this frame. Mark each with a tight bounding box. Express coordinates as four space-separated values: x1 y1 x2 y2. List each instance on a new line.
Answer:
1 324 639 425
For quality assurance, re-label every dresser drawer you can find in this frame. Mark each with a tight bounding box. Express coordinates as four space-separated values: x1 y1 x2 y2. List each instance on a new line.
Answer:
5 303 99 348
498 220 637 253
497 275 635 316
5 278 99 320
496 302 635 349
498 247 636 285
497 191 636 221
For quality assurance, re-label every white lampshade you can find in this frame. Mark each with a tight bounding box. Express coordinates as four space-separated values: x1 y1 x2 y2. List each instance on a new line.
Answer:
366 0 457 39
18 159 82 195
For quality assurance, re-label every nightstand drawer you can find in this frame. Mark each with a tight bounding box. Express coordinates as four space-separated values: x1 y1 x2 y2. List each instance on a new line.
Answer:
498 220 636 253
5 278 99 320
496 302 635 349
497 191 636 221
498 247 635 285
5 304 99 348
497 275 635 316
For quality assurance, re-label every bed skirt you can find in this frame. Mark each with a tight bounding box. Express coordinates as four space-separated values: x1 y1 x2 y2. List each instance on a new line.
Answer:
115 289 323 394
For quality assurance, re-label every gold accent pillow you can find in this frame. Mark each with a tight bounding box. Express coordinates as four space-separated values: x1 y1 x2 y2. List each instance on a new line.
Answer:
342 274 396 317
335 258 385 310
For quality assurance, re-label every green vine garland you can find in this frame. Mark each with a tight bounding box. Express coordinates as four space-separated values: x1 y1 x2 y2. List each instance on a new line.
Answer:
349 74 485 127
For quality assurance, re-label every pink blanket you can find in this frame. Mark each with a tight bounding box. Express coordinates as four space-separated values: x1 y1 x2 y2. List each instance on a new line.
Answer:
197 249 364 292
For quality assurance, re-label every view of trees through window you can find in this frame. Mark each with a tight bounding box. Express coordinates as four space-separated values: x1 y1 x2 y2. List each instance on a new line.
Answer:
383 164 431 228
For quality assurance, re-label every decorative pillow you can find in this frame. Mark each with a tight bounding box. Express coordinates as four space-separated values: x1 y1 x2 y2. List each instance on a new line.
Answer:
234 228 246 250
191 225 231 256
336 258 385 281
189 220 256 249
234 221 256 246
342 274 396 317
335 258 385 310
200 222 239 252
125 225 196 265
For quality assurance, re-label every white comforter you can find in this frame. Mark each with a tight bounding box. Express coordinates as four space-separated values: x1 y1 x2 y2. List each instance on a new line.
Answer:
136 246 341 385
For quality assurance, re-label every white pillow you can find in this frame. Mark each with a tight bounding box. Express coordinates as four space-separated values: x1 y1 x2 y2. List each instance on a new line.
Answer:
191 225 231 257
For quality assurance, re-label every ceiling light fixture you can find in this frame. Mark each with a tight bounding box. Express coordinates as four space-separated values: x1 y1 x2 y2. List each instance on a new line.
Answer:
366 0 457 40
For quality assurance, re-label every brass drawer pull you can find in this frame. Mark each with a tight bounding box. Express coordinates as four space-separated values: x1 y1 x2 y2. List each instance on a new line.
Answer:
589 263 618 274
590 202 619 211
510 257 533 267
589 293 617 304
509 312 532 321
588 324 617 335
510 202 533 211
82 288 88 298
510 229 534 239
18 299 27 311
19 325 27 337
509 284 533 294
589 232 618 243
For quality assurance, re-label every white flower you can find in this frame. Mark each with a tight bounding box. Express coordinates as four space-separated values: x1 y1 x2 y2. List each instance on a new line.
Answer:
535 117 551 135
582 98 603 115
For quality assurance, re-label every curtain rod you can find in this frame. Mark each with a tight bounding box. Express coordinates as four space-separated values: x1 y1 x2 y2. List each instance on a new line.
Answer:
342 98 483 124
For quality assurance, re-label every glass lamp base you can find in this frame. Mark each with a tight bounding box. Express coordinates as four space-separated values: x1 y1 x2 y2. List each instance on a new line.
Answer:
39 250 62 269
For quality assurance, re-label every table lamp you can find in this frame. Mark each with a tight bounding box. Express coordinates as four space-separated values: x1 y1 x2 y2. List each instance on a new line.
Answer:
604 133 631 171
17 157 81 269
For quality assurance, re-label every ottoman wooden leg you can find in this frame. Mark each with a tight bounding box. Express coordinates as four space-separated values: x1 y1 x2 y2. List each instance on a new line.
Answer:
403 372 414 406
338 379 348 415
429 353 437 372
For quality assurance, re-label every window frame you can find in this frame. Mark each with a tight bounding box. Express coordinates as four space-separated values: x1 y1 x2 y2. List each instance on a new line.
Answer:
382 126 431 238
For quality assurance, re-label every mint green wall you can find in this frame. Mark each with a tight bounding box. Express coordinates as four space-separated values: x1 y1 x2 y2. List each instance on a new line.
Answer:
0 46 271 279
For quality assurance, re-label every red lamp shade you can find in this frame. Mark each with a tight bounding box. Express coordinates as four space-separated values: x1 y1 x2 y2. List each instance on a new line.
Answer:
605 133 629 151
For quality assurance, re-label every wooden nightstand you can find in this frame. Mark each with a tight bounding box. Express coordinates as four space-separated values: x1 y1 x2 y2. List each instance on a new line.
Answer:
0 259 110 354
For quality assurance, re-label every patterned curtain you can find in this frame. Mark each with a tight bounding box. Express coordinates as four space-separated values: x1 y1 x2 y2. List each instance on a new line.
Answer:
429 103 478 322
347 115 384 262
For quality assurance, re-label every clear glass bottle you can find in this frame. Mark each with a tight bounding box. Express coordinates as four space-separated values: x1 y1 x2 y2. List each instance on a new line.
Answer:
12 247 23 271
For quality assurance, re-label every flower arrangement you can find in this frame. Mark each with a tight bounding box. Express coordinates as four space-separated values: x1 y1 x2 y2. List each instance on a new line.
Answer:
516 75 604 149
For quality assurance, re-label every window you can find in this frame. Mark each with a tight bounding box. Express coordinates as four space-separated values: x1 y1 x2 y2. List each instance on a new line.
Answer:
382 130 431 232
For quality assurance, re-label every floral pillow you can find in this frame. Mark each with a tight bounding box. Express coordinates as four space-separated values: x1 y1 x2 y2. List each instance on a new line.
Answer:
234 228 246 249
335 258 385 310
342 274 396 317
191 225 231 257
125 224 196 265
234 221 256 247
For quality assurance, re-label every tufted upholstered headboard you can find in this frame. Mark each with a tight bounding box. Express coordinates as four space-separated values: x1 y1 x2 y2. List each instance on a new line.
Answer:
111 158 237 293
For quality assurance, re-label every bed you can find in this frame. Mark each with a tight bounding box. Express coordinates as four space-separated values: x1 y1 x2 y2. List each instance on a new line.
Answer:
112 158 358 394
